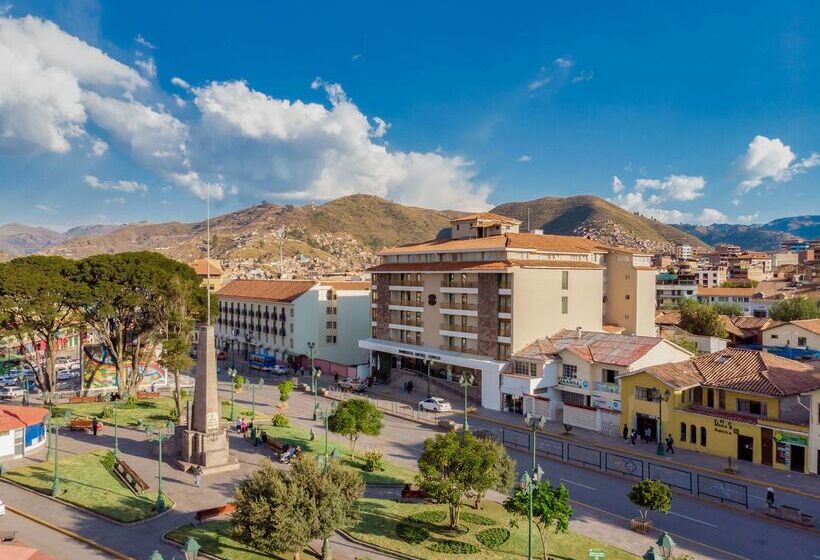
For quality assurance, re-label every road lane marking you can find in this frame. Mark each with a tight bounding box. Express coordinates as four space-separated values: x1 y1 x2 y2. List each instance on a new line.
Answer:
668 510 718 528
560 478 596 491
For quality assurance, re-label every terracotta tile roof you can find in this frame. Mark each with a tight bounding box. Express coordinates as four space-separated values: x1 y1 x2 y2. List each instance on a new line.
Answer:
512 338 558 360
655 310 681 326
697 287 757 297
379 233 614 255
719 316 746 338
602 324 627 334
321 281 371 291
513 329 672 367
0 405 47 431
640 348 820 396
565 345 595 363
450 212 522 225
189 258 223 276
679 405 761 425
770 318 820 335
730 316 784 331
367 261 514 273
216 279 317 302
508 259 604 269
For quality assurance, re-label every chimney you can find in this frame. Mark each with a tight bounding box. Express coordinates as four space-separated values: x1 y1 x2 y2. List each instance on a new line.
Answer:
576 326 582 339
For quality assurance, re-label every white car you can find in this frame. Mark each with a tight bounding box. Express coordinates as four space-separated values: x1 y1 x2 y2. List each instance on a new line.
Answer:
0 386 24 400
271 364 289 376
419 397 452 413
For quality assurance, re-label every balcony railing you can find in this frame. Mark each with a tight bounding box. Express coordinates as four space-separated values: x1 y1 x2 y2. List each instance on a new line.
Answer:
389 335 422 346
392 318 424 328
440 301 478 311
440 322 478 334
388 297 424 307
497 304 511 313
439 344 480 355
594 382 620 394
389 279 423 287
499 279 512 290
441 280 477 289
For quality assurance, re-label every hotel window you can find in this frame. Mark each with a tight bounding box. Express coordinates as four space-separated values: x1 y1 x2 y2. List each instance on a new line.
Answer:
326 335 337 344
562 364 577 378
603 368 617 384
680 422 686 442
497 344 511 361
561 271 568 290
798 336 807 346
498 320 511 337
634 386 653 401
737 399 767 416
561 296 568 314
625 294 630 300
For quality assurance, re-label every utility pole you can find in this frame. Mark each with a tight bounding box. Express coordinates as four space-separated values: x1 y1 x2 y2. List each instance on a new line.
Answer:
276 226 286 279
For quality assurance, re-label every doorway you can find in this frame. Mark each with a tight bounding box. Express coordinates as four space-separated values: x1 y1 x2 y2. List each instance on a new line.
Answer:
13 429 24 458
503 394 523 414
760 428 773 466
737 435 754 462
790 445 806 473
636 413 657 444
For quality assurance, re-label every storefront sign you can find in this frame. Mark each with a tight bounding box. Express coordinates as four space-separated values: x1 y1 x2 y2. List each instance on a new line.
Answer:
558 377 588 389
773 431 808 447
775 442 790 466
397 349 442 361
713 418 739 435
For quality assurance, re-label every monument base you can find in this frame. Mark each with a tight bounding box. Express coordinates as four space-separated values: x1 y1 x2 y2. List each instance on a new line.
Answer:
172 425 240 475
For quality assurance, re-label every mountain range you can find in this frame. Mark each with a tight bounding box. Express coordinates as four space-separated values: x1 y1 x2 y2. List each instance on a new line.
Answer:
0 195 815 270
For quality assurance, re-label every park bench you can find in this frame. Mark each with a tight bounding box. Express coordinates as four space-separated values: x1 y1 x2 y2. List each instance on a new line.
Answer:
400 485 430 503
112 458 149 496
266 438 287 454
195 502 236 525
136 391 161 399
68 418 97 432
68 396 98 404
0 530 17 543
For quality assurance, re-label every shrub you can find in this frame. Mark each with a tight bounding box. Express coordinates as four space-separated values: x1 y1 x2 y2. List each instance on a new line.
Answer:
408 510 447 524
180 389 189 399
362 449 384 472
427 540 480 554
168 407 180 422
221 399 231 406
100 405 114 420
279 379 294 402
475 527 510 548
240 409 255 418
120 395 139 409
270 413 289 428
461 512 495 526
235 375 245 390
100 451 116 472
396 523 429 544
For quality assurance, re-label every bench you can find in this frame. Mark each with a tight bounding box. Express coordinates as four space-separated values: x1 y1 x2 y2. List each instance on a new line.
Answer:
400 485 430 502
68 418 97 432
68 396 98 404
136 391 161 399
0 530 16 543
266 438 287 454
196 502 236 525
112 458 149 495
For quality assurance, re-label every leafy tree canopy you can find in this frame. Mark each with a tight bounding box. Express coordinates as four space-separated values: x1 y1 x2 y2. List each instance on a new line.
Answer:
769 297 820 321
327 398 383 460
709 302 744 317
679 299 728 338
505 480 572 560
628 479 672 522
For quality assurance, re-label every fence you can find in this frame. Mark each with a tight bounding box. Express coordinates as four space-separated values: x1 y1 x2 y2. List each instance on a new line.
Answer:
605 452 644 479
697 474 748 508
648 462 693 493
567 444 602 469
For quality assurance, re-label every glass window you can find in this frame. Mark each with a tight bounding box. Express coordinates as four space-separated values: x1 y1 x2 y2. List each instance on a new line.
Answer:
603 368 617 384
561 271 568 290
562 364 577 378
737 399 767 416
690 424 696 443
798 336 807 346
561 296 568 314
700 427 707 447
680 422 686 442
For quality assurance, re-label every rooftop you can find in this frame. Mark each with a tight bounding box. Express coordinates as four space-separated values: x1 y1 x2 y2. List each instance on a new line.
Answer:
216 279 317 302
0 405 48 432
190 258 223 276
450 212 522 225
697 287 758 297
763 318 820 335
513 329 675 366
379 232 616 255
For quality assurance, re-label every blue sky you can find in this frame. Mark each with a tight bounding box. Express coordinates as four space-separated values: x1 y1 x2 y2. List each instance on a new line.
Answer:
1 1 818 230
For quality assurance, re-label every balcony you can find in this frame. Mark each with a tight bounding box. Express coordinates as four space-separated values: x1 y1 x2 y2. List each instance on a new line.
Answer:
388 279 423 287
594 382 620 394
498 304 511 314
390 317 424 328
389 334 422 346
388 297 424 308
439 344 480 356
440 322 478 334
441 280 477 289
440 301 478 311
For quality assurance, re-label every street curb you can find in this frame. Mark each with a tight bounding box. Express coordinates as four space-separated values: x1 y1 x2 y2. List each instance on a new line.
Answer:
7 503 134 560
364 387 820 501
0 476 176 526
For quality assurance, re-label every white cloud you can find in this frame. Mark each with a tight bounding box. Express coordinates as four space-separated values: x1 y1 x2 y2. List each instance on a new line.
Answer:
554 57 573 68
135 56 156 79
571 71 593 83
609 190 726 225
736 211 760 224
371 116 390 138
84 175 148 193
171 76 191 91
737 135 820 194
610 173 722 224
635 174 705 201
135 34 155 49
351 53 362 61
518 155 532 163
612 176 623 193
172 94 187 107
104 196 126 204
528 76 551 91
90 137 108 156
0 15 146 155
34 204 58 214
695 208 727 225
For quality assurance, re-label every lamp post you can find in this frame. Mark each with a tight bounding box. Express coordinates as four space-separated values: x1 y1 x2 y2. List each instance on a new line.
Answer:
656 532 676 559
308 342 319 420
423 357 433 398
113 394 120 458
518 464 544 560
183 536 201 560
523 413 546 560
251 378 263 440
145 421 175 513
227 368 237 421
17 369 28 406
458 373 474 432
317 402 337 468
652 388 672 456
52 411 71 496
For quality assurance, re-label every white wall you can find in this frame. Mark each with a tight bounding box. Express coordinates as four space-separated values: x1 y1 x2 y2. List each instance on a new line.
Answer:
0 430 13 459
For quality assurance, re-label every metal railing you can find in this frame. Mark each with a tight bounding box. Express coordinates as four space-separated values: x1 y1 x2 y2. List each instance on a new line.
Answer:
388 298 423 307
497 304 511 313
438 345 480 356
594 382 620 394
441 280 477 289
439 323 478 334
605 452 644 479
388 279 423 287
440 301 478 311
391 318 424 328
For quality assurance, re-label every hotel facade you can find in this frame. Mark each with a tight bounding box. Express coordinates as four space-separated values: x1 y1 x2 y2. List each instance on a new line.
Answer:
359 212 659 411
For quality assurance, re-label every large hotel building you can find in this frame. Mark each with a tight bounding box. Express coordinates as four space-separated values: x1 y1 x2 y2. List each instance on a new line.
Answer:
359 212 669 414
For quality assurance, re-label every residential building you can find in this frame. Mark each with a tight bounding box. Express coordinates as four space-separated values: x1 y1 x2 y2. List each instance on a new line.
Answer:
762 319 820 352
619 348 820 473
695 267 727 288
728 252 771 282
359 213 657 411
696 287 757 313
216 279 371 366
655 272 697 308
652 255 673 269
715 243 742 258
0 405 47 460
675 243 693 260
190 258 224 292
508 329 691 435
770 251 798 270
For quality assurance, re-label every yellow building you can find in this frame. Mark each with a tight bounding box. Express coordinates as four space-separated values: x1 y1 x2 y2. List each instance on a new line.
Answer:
190 258 224 292
619 348 820 474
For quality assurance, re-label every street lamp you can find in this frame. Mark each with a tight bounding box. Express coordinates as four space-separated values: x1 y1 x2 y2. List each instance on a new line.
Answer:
51 411 71 496
652 388 672 456
144 420 175 513
183 536 201 560
458 373 474 432
227 367 237 421
113 394 120 458
642 546 662 560
423 357 433 399
307 342 319 420
147 552 165 560
251 378 263 440
524 413 547 473
656 532 676 559
518 464 544 560
17 369 28 406
317 402 337 468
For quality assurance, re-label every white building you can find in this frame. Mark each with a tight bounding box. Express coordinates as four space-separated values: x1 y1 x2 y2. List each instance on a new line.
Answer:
0 405 48 460
216 280 371 366
695 268 726 288
675 244 693 260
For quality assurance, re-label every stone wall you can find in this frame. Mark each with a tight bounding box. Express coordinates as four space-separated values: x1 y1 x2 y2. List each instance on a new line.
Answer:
477 274 500 358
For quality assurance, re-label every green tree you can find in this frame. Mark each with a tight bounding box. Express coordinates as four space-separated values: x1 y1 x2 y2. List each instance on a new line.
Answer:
628 479 672 523
416 430 509 529
769 297 820 321
671 336 699 354
710 302 744 316
467 436 516 509
679 299 728 338
504 480 572 560
233 457 363 560
327 398 383 460
0 256 79 398
721 279 758 288
279 379 294 402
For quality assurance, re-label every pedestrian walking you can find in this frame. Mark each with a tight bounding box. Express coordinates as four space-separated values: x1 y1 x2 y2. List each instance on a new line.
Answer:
240 418 247 434
644 427 651 444
92 417 99 436
665 434 675 454
408 380 414 393
235 417 242 432
334 372 340 384
766 487 775 507
630 429 638 445
193 465 203 488
622 424 629 442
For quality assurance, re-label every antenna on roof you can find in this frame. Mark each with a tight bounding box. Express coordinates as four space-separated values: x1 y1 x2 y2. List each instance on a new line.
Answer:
276 225 286 279
206 183 211 326
527 207 531 233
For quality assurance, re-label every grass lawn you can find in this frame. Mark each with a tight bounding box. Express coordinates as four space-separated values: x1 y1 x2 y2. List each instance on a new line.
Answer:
166 521 310 560
220 399 273 423
52 397 184 428
3 450 171 522
259 425 416 485
350 498 639 560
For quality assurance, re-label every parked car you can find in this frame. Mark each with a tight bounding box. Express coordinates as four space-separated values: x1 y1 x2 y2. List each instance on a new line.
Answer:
418 397 452 413
271 364 289 376
0 386 24 400
338 377 366 393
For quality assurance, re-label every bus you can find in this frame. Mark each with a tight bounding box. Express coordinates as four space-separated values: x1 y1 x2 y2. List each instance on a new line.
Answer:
249 353 277 373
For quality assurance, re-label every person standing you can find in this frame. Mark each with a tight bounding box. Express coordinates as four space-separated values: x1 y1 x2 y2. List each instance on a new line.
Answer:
92 417 99 436
766 487 775 507
630 429 638 445
622 424 629 442
665 434 675 454
193 465 203 488
644 427 652 444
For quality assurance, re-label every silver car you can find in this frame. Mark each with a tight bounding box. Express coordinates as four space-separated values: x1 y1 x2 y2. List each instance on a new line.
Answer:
419 397 452 412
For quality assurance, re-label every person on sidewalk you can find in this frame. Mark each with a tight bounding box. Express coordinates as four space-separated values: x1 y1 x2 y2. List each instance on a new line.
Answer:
665 434 675 454
630 429 638 445
92 417 99 436
643 427 652 444
766 487 775 507
622 424 629 442
235 417 242 432
193 465 203 488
